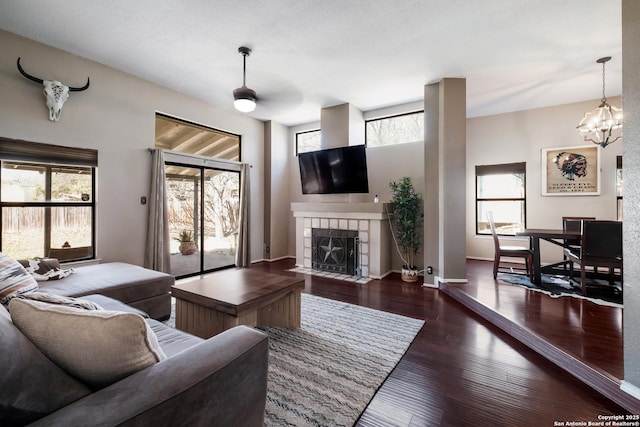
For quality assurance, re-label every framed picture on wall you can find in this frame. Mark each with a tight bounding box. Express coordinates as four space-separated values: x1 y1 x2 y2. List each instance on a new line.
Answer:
541 145 601 196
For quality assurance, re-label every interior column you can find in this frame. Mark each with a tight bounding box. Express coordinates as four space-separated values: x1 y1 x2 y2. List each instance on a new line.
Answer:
423 78 467 284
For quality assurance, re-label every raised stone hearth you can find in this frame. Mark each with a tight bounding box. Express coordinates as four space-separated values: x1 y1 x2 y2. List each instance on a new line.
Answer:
291 202 392 279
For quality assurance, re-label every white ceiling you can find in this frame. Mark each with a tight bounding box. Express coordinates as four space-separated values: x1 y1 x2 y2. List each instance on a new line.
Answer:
0 0 622 127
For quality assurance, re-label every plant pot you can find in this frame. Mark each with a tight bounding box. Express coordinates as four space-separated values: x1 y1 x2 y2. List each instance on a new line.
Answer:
179 241 197 255
401 266 419 282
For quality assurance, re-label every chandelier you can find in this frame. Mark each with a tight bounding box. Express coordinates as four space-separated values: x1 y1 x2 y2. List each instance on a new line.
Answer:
576 56 622 148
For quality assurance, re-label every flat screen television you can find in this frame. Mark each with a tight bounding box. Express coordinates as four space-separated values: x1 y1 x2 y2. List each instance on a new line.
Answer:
298 145 369 194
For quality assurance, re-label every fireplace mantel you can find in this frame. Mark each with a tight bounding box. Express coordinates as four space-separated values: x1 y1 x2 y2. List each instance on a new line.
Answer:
291 202 391 219
291 202 392 279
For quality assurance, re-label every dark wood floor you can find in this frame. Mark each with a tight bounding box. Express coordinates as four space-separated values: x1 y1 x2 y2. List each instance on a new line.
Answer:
248 258 629 426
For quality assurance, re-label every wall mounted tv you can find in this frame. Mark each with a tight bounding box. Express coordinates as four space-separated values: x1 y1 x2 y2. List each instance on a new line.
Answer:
298 145 369 194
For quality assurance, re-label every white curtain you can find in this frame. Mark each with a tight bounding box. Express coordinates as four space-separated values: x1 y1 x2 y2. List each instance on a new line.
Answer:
235 163 251 267
144 149 171 273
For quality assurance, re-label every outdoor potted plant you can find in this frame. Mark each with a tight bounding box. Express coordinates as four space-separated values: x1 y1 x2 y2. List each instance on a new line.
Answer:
389 176 423 282
174 230 197 255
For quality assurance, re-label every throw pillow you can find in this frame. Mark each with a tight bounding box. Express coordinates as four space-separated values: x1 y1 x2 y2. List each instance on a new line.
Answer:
20 291 103 311
0 303 91 425
0 252 38 306
19 257 75 281
9 298 167 389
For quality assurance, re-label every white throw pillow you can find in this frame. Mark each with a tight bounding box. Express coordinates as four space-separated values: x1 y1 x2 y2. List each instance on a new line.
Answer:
9 298 167 389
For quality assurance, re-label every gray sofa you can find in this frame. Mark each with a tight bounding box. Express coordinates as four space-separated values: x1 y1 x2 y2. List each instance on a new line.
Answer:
25 261 174 320
1 294 269 426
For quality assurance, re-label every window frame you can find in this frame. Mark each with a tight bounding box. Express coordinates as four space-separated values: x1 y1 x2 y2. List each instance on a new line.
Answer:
0 138 97 261
365 110 424 148
155 113 241 161
475 162 527 236
295 129 321 156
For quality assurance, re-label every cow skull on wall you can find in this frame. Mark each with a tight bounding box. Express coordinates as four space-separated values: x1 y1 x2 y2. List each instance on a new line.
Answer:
17 57 90 122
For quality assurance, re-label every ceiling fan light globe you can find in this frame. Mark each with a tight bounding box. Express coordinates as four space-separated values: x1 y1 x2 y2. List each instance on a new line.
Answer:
233 86 257 113
234 98 256 112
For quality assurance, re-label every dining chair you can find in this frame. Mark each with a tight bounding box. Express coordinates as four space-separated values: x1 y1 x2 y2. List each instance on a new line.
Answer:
561 216 596 271
487 211 533 280
566 220 623 295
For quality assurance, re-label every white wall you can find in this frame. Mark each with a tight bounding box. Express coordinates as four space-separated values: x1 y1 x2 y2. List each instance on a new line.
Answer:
467 98 623 264
0 30 266 265
264 120 290 260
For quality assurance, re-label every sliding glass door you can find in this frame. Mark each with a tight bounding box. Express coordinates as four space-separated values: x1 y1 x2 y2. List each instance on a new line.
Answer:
165 162 239 277
202 169 239 271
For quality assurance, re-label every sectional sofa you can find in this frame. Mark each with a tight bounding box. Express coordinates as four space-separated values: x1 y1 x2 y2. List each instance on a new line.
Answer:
32 261 175 320
1 259 269 426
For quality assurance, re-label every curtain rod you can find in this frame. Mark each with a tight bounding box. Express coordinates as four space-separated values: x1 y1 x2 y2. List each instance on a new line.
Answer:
147 148 252 167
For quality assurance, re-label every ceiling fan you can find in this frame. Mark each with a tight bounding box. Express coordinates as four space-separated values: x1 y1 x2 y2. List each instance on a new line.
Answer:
230 46 303 116
233 46 257 113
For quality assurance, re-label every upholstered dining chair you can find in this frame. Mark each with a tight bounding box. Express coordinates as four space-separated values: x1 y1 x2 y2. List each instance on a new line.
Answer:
566 220 623 295
487 211 533 280
562 216 596 258
562 216 596 273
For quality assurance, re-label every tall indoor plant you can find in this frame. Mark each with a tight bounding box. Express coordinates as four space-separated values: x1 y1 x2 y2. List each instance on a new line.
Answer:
389 176 423 282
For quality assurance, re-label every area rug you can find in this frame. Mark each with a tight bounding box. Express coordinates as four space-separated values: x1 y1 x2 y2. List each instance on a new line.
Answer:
497 273 622 307
165 294 424 426
259 293 423 426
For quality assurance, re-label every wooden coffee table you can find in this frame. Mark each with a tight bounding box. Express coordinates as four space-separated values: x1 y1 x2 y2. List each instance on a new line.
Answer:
171 268 305 338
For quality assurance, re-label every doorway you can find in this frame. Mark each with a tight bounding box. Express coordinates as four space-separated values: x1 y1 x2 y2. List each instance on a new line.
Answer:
165 162 240 277
155 113 241 277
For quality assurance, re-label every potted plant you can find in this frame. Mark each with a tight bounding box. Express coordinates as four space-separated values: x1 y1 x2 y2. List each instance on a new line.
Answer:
389 176 423 282
174 230 197 255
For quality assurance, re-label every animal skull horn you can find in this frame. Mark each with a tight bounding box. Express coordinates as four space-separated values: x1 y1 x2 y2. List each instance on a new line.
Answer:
17 57 90 122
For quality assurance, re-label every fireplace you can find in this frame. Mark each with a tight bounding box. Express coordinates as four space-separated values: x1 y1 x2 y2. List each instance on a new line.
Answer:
291 202 392 279
312 228 359 275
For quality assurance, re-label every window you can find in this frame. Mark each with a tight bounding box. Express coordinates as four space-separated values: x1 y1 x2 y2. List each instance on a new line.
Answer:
296 130 321 155
0 139 97 261
365 111 424 147
616 156 622 221
476 162 526 235
155 113 240 161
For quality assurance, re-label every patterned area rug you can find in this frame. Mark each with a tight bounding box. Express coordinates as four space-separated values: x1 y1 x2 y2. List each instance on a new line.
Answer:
259 294 424 426
498 273 622 307
166 295 424 426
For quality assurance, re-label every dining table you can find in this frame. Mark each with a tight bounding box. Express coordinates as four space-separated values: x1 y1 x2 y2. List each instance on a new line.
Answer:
515 228 582 286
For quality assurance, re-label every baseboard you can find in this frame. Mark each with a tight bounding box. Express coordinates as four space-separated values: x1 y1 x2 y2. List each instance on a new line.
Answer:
253 256 295 264
267 255 295 262
421 281 439 288
621 380 640 400
377 270 394 280
429 276 467 288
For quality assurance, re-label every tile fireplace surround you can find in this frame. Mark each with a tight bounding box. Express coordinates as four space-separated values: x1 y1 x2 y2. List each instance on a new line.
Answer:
291 202 392 279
